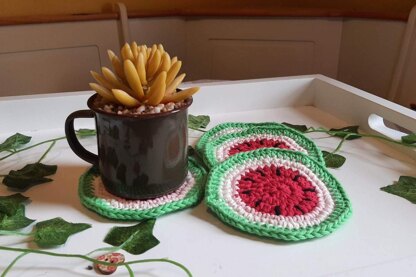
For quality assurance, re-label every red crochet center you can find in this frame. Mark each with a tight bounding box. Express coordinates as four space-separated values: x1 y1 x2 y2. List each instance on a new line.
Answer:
237 165 319 217
228 138 291 156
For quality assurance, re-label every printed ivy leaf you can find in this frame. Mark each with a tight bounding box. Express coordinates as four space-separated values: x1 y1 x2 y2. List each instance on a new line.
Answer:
281 122 308 133
381 176 416 204
76 129 96 138
323 151 346 169
0 133 31 153
2 163 57 190
188 115 210 130
0 205 35 231
401 133 416 144
104 219 160 255
33 217 91 247
329 126 361 140
0 193 30 216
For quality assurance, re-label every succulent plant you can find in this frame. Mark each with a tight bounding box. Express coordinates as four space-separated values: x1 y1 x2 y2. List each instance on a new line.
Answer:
89 42 199 107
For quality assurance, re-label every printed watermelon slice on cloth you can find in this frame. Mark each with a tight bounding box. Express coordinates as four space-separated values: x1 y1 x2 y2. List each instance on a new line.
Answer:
196 122 282 156
205 148 352 241
202 126 325 168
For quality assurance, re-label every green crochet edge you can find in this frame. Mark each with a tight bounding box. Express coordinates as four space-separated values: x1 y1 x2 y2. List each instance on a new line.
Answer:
205 148 352 241
202 126 325 169
78 157 207 221
196 122 282 156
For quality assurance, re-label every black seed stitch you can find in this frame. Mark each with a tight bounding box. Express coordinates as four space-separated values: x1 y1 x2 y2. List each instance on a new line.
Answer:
303 188 316 192
273 143 281 148
295 205 305 214
244 177 255 182
304 198 311 201
86 266 93 270
242 190 251 195
244 142 252 147
259 139 265 145
274 206 281 216
256 169 266 177
275 168 281 176
255 200 262 207
293 175 301 181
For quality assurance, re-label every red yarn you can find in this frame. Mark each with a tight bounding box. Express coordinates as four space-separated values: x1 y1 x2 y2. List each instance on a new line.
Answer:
228 138 291 156
237 165 319 216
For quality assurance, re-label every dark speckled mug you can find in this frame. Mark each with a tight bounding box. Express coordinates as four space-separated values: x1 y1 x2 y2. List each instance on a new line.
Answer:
65 94 191 200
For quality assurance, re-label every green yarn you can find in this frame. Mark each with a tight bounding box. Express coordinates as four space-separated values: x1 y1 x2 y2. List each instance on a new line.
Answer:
196 122 282 156
78 157 207 221
78 119 352 241
205 148 352 241
202 126 325 168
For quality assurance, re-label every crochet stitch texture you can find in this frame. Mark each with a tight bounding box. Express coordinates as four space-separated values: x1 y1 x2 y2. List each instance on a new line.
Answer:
78 157 207 220
202 126 325 168
205 148 352 241
196 122 282 156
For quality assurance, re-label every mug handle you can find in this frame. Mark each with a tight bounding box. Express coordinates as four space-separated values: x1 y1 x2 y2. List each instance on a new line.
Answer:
65 110 99 165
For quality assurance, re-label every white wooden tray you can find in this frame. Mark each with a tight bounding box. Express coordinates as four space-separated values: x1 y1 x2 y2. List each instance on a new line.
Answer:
0 75 415 277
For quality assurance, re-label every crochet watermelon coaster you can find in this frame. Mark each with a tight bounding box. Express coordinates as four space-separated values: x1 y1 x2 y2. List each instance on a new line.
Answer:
196 122 282 156
205 148 352 241
78 157 207 220
202 126 325 168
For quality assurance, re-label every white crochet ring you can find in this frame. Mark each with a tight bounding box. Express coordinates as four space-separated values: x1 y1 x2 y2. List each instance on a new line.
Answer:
205 148 352 241
78 157 207 220
203 127 325 168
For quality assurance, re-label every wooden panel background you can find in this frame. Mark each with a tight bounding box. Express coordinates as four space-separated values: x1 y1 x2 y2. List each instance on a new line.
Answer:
0 15 412 107
210 39 315 80
337 20 405 99
0 20 120 96
1 0 416 23
184 18 342 80
0 46 100 96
